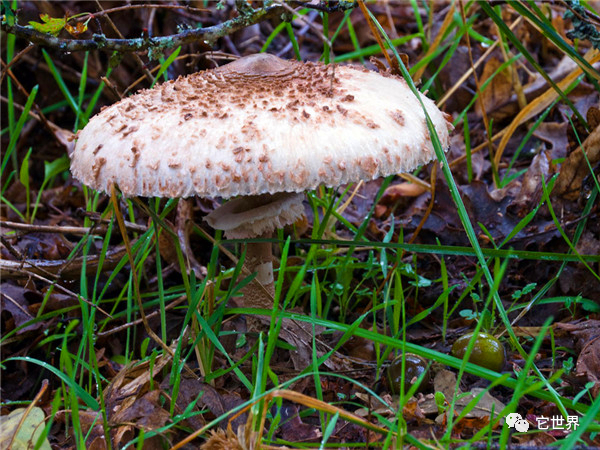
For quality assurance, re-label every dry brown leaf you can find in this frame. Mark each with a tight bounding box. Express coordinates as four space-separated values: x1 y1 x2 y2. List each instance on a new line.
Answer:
555 320 600 396
554 123 600 200
510 151 551 217
0 283 43 334
532 122 569 160
54 410 105 447
87 435 108 450
493 48 600 169
477 56 513 118
354 391 395 417
278 404 321 442
110 390 170 429
434 369 458 401
252 314 350 372
107 355 170 399
576 336 600 398
402 398 431 424
435 388 506 428
452 415 492 436
112 425 135 449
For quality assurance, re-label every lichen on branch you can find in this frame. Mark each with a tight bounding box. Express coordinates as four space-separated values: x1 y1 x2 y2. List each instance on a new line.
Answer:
1 1 356 56
1 4 284 55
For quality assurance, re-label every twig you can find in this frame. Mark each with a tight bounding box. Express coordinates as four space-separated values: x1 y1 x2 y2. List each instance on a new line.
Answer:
289 1 357 14
561 0 600 26
276 2 332 48
0 94 75 152
96 295 187 337
1 235 22 260
1 219 146 236
0 43 33 85
2 4 289 53
122 51 231 95
0 245 128 282
0 267 113 318
93 0 155 84
1 59 56 136
77 3 208 20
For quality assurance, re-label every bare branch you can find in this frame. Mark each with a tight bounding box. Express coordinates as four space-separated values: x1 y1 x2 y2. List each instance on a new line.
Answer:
1 4 288 54
2 1 357 55
289 0 357 13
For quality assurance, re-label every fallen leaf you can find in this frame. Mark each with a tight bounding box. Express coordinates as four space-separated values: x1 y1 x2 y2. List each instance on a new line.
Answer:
0 283 43 334
554 123 600 200
160 375 207 430
87 436 107 450
554 320 600 396
112 425 134 449
0 407 52 450
452 415 491 436
110 390 170 429
509 151 551 217
277 404 321 442
54 409 105 447
532 122 569 160
435 388 506 426
354 391 395 417
402 398 430 424
477 56 514 119
434 369 458 402
576 336 600 398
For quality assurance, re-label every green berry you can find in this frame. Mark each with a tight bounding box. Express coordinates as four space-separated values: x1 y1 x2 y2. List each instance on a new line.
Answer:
387 353 430 395
451 332 506 372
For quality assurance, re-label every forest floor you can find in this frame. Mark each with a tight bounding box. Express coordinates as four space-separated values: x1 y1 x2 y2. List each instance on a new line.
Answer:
1 1 600 449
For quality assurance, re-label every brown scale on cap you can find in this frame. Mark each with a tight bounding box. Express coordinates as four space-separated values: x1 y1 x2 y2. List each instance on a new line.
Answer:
122 126 138 137
390 110 405 126
91 157 106 183
71 53 451 200
129 146 140 168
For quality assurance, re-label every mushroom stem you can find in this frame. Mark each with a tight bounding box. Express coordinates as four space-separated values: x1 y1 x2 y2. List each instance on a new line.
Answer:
205 191 305 309
241 236 275 309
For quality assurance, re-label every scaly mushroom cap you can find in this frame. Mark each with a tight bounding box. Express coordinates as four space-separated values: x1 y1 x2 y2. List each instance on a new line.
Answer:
71 53 452 199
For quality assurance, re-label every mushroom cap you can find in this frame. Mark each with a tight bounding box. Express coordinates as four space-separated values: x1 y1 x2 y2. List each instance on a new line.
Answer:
71 53 452 199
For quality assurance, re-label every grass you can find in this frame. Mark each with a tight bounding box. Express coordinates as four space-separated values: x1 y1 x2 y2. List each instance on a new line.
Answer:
1 1 600 448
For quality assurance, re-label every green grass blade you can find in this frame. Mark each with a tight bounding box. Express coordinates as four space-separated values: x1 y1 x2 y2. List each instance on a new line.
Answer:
41 49 80 119
3 357 99 410
1 85 39 175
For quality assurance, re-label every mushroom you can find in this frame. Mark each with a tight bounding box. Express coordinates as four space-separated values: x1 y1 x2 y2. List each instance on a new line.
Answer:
70 53 452 309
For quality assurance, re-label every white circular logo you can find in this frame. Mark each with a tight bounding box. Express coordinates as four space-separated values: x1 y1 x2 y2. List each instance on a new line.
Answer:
514 418 530 432
506 413 522 428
